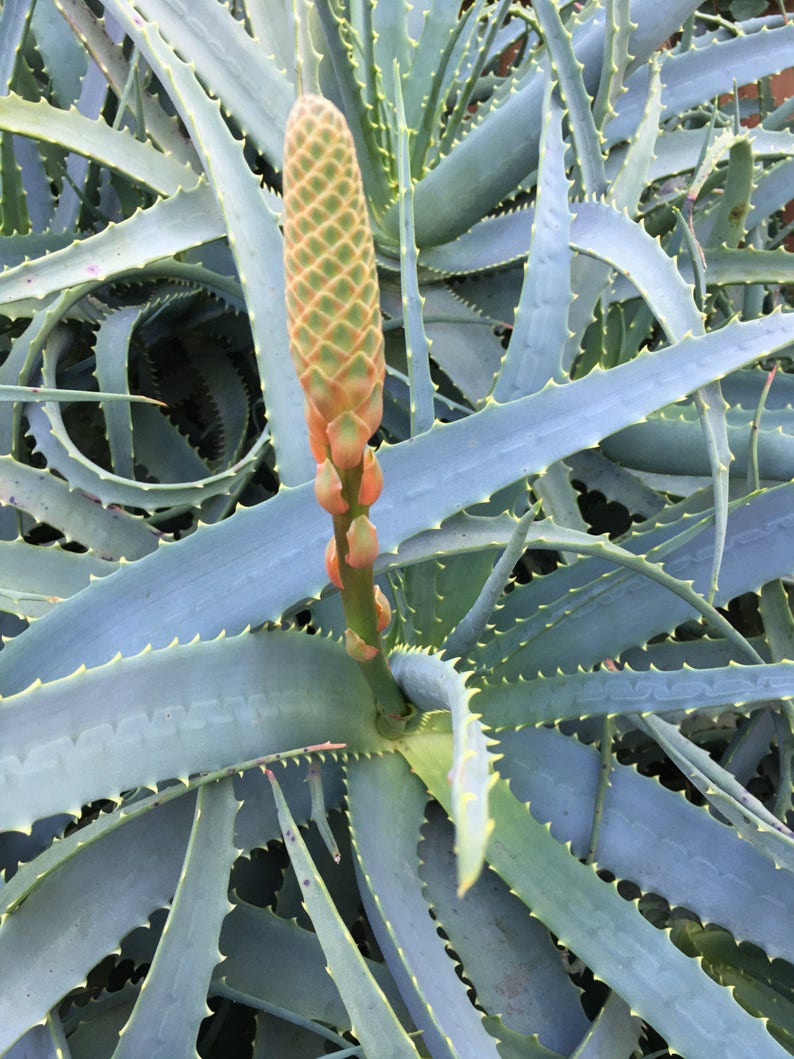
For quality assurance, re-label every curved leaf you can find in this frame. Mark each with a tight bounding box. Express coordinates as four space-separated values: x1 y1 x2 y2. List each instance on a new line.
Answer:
532 0 605 197
268 767 420 1057
390 648 495 892
113 778 238 1059
0 453 163 560
0 629 389 830
478 660 794 727
101 0 313 485
570 992 641 1059
0 745 343 919
0 93 197 195
128 0 293 166
480 483 794 679
497 726 794 967
612 23 794 146
347 753 498 1059
493 78 572 401
419 806 590 1054
0 183 224 308
391 0 700 244
0 797 195 1055
406 733 790 1059
2 310 794 691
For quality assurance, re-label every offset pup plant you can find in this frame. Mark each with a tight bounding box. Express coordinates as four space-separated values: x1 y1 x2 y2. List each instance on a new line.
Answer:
3 2 794 1058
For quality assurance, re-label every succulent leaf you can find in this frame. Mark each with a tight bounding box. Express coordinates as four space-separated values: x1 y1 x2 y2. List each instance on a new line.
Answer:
268 766 420 1057
407 733 789 1059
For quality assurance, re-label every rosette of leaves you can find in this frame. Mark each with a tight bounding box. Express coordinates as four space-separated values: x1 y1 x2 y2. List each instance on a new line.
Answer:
2 2 794 1058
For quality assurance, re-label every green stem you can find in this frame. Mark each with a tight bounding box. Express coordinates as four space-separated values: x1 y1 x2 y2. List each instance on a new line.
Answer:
333 463 414 734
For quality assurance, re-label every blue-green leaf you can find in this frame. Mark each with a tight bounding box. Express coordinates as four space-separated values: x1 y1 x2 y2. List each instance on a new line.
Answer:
268 766 420 1057
498 725 794 967
390 648 495 892
493 77 572 400
419 806 589 1053
0 93 198 196
394 65 433 435
0 798 195 1055
406 733 789 1059
639 714 794 874
112 779 238 1059
101 0 313 486
3 310 794 691
531 0 605 197
0 629 389 831
347 753 497 1059
478 660 794 727
570 992 641 1059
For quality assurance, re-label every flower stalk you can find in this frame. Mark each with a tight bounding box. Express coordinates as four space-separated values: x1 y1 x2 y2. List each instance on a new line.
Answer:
282 94 412 734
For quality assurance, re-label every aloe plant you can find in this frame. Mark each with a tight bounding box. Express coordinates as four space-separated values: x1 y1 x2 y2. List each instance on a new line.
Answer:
2 1 794 1057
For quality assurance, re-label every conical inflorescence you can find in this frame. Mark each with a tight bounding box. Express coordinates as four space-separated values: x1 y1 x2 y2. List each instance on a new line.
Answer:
282 94 408 727
283 94 384 474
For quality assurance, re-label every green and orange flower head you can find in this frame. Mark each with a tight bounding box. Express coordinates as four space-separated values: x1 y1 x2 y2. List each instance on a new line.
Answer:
282 94 410 730
283 94 384 475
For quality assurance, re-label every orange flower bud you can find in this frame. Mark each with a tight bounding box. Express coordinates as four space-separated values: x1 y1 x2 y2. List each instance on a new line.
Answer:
326 410 372 470
345 515 379 568
345 627 378 662
325 536 343 589
314 459 348 515
374 585 391 632
356 385 385 439
358 448 383 506
304 399 329 463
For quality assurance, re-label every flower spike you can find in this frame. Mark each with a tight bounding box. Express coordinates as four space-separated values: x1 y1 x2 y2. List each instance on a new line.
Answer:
282 94 412 733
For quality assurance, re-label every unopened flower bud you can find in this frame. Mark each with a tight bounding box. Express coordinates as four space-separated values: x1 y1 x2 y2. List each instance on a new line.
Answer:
325 536 343 589
314 459 348 515
346 515 379 568
358 448 383 506
374 585 391 632
326 410 372 470
304 399 330 463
